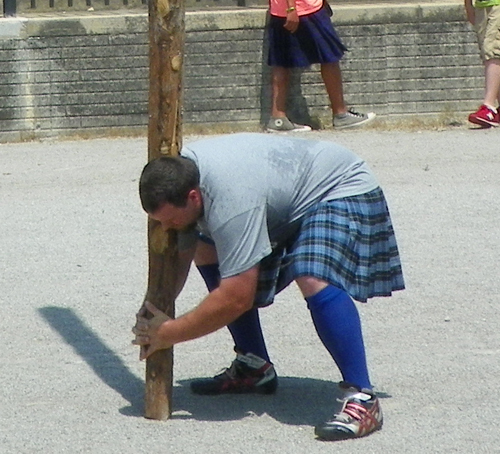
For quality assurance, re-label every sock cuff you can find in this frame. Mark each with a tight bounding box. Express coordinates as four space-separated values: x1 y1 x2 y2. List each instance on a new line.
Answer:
306 285 347 309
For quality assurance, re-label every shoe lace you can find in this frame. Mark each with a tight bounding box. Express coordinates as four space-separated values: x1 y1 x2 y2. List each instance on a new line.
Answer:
332 396 370 423
346 109 363 118
224 360 239 379
217 359 246 380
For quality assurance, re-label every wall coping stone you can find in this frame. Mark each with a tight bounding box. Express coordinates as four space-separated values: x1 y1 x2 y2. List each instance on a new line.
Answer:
0 2 466 39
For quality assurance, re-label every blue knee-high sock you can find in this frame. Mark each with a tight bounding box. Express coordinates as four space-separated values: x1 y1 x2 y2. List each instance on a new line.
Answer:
306 285 372 390
196 264 270 362
227 308 270 363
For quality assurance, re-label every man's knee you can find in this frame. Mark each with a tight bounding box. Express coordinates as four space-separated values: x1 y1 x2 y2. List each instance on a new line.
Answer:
295 276 329 298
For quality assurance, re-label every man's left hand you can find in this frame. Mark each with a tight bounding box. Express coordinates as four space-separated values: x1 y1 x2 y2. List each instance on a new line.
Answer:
132 301 172 360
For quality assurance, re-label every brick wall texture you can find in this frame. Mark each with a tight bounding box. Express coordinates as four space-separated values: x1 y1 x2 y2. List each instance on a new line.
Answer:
0 3 484 142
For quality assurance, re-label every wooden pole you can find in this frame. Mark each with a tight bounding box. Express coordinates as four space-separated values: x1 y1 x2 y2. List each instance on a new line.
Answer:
145 0 186 420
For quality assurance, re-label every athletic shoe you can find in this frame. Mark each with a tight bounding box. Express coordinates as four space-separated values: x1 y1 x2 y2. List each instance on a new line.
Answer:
266 116 312 132
468 104 499 128
333 109 376 129
315 382 383 441
190 351 278 395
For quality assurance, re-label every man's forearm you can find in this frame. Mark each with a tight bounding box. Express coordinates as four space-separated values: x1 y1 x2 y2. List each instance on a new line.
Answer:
158 266 259 345
157 290 246 344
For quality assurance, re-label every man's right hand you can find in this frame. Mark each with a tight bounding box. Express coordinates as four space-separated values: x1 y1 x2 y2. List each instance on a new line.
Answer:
132 301 173 360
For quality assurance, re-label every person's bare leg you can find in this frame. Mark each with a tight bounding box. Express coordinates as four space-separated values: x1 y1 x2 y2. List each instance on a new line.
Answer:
323 61 375 128
320 62 347 115
483 58 500 108
271 66 291 118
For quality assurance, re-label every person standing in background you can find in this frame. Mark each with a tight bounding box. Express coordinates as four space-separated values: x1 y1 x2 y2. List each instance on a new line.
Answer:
465 0 500 127
266 0 376 132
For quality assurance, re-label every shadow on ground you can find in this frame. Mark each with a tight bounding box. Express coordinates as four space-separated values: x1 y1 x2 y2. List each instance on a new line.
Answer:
173 377 391 426
38 306 145 417
38 306 392 426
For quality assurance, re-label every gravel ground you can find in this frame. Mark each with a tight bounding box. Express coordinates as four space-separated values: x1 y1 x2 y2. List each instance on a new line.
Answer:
1 127 499 454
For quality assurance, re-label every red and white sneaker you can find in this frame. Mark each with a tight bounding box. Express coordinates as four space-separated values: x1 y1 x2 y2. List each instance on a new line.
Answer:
315 382 383 441
468 104 499 128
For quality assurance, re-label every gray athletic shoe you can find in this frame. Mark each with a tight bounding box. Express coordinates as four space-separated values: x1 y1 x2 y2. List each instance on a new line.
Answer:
333 109 376 129
266 117 312 132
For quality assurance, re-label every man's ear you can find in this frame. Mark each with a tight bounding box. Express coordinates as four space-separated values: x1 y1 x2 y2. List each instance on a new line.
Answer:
188 187 202 206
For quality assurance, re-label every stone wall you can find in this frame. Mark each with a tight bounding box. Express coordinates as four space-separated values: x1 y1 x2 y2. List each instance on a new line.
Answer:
0 3 484 142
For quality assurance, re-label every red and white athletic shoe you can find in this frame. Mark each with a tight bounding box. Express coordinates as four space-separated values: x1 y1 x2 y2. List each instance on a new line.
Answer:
468 104 500 128
315 382 383 441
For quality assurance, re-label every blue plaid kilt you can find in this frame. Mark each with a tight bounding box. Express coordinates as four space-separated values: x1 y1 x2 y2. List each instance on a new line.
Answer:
254 187 405 306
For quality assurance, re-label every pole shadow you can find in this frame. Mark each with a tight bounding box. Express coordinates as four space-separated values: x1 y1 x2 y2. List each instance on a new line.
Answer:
38 306 144 417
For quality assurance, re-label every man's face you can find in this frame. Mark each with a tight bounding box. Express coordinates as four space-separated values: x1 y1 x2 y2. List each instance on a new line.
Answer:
149 189 202 232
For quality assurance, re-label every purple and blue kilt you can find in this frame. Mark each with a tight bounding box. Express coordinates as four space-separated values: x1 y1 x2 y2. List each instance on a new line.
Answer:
254 187 405 306
267 6 348 68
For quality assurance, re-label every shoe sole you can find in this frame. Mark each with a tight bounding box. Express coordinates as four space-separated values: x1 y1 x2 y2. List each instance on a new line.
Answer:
334 113 376 130
266 127 312 133
468 116 498 128
315 423 382 441
190 376 278 395
191 383 278 395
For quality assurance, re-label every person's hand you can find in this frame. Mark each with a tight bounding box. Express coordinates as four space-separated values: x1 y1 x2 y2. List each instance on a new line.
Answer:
284 10 299 33
132 301 172 360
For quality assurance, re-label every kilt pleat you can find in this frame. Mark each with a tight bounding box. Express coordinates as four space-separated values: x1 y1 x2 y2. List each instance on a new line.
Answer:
255 188 405 306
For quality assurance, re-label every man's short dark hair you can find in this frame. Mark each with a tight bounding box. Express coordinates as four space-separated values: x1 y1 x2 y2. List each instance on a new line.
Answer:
139 156 200 213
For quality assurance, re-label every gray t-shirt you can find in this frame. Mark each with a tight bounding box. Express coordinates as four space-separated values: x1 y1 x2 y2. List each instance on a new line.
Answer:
181 133 378 279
